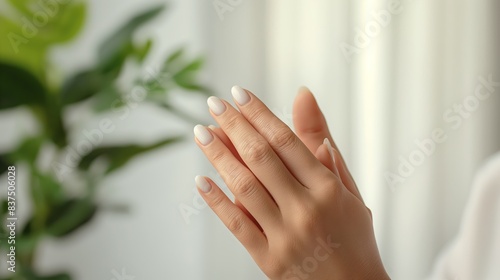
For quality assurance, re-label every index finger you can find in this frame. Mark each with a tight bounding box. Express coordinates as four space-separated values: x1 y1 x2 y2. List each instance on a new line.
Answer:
230 86 332 187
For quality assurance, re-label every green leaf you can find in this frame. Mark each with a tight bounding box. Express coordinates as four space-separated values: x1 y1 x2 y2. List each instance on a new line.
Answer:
6 0 33 17
91 84 122 112
166 47 185 65
78 136 183 174
0 62 46 109
43 2 87 44
6 0 86 45
60 69 112 105
43 95 68 147
98 5 165 72
171 58 211 94
0 16 47 78
33 172 65 207
0 2 87 77
9 136 44 163
173 57 204 75
45 198 97 237
60 6 164 106
135 39 153 62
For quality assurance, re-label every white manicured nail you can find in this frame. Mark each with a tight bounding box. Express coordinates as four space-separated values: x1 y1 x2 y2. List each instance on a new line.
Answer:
194 125 213 145
323 138 335 163
195 176 212 193
207 96 226 115
231 86 250 105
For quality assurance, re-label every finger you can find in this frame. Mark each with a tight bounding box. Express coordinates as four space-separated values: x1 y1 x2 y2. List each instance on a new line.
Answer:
195 175 267 257
207 126 256 227
208 125 245 164
234 199 263 232
314 139 339 177
293 87 361 199
333 149 364 202
230 86 331 187
194 125 280 229
206 96 304 206
293 87 335 152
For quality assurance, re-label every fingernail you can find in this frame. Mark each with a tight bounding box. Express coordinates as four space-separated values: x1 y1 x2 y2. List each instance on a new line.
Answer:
298 86 310 94
208 125 217 130
231 85 250 105
194 125 214 145
207 96 226 115
323 138 335 163
195 175 212 193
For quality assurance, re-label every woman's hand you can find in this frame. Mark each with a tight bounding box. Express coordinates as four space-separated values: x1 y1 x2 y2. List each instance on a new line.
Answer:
193 86 389 280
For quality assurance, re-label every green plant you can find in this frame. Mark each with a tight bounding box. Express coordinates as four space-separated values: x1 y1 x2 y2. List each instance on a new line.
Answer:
0 1 209 279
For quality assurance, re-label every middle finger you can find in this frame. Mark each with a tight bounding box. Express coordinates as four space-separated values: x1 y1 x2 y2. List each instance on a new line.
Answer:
207 96 303 208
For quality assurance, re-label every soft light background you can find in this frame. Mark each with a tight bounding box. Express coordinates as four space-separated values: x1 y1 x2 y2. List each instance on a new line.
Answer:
1 0 499 279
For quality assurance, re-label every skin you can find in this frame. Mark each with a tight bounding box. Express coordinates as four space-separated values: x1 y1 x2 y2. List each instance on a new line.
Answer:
194 87 390 280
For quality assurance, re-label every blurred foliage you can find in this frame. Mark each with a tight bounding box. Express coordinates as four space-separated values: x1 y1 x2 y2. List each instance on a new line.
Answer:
0 1 209 279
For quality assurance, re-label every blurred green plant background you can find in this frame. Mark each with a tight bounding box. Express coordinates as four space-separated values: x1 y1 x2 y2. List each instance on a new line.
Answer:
0 1 209 279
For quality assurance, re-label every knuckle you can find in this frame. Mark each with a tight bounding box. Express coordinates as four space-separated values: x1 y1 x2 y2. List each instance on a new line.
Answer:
227 214 245 233
223 114 240 132
209 192 226 209
231 172 257 198
242 139 273 165
270 127 297 151
210 148 226 163
320 175 343 197
246 105 268 123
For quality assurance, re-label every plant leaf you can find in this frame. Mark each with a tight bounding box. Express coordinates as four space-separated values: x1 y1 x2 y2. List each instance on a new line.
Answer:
60 69 114 105
135 39 153 62
91 84 122 112
78 136 183 174
33 172 66 207
171 58 211 94
9 136 44 163
0 62 46 109
43 2 87 44
174 57 204 75
166 47 185 65
45 198 97 237
6 0 33 17
98 5 165 71
60 6 164 106
6 0 86 45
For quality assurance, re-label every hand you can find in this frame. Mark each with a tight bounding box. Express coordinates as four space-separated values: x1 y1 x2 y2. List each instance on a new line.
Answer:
210 87 365 206
193 86 389 279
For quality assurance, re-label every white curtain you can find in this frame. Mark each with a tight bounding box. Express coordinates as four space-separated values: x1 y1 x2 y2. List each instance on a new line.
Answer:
203 0 500 279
